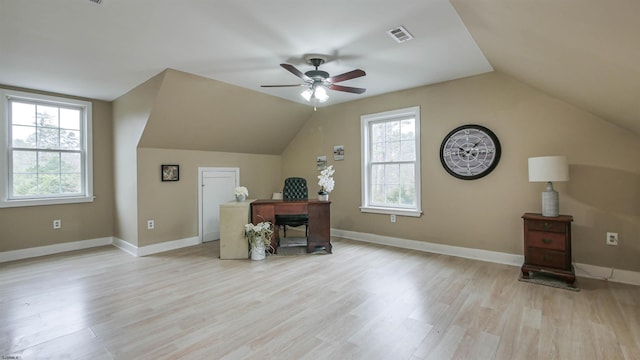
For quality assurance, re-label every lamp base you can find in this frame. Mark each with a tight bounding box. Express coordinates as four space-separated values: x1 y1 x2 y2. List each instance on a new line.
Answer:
541 181 559 217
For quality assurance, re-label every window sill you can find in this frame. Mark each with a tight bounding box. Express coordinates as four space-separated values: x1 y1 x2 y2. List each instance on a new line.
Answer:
0 195 95 208
360 206 422 218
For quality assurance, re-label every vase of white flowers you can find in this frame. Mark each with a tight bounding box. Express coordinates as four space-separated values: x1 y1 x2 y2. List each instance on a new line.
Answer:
244 221 274 260
317 165 335 201
234 186 248 202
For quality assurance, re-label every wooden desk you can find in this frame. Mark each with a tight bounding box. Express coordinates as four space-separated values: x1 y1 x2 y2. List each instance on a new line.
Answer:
251 199 331 253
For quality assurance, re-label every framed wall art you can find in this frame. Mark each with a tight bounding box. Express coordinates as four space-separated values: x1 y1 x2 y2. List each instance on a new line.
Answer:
316 156 327 170
161 164 179 182
333 145 344 160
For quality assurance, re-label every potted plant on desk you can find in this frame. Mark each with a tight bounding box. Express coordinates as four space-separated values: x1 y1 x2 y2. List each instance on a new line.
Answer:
317 165 335 201
244 221 274 260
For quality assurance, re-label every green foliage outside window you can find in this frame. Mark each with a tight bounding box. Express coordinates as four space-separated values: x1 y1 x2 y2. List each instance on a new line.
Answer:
11 101 82 198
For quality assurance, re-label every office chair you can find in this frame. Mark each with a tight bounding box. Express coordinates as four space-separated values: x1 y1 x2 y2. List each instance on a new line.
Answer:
275 177 309 239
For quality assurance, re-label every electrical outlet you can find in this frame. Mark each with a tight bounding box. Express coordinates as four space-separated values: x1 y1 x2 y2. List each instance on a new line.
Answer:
53 219 61 229
390 214 397 223
147 220 154 230
606 232 618 246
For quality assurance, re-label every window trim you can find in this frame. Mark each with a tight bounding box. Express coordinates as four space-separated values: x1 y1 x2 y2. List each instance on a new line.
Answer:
0 88 94 208
360 106 422 217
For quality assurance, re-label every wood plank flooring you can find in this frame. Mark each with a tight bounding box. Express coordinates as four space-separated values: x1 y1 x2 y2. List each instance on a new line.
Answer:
1 238 639 359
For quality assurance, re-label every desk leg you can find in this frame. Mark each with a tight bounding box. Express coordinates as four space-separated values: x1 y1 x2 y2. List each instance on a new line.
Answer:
307 202 331 253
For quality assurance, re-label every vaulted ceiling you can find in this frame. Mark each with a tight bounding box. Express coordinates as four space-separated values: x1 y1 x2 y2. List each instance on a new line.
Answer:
1 0 639 135
451 0 640 136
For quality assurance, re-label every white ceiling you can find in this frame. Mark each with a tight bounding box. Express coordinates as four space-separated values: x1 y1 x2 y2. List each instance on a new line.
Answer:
0 0 491 108
2 0 639 135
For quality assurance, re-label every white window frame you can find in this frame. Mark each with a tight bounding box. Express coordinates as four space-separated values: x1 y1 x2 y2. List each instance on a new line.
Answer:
0 88 93 208
360 106 422 217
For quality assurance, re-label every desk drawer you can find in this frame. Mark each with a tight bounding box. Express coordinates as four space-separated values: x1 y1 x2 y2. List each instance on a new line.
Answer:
525 231 566 251
526 248 568 270
526 219 566 233
275 203 308 214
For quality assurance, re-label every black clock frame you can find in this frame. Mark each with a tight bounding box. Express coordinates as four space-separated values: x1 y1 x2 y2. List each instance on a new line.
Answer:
439 124 501 180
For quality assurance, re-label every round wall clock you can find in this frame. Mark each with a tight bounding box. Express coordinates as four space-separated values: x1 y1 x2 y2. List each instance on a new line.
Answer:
439 124 501 180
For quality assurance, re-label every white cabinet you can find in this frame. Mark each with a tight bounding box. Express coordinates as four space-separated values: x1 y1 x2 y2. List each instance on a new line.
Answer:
219 199 254 259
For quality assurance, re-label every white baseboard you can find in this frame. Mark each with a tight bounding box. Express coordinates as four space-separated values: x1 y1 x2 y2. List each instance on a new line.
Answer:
112 237 138 256
112 236 201 257
1 236 203 263
331 228 640 287
574 263 640 286
0 237 113 263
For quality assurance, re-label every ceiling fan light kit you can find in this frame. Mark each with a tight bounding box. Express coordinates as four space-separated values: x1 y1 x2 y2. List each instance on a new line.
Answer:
261 54 366 107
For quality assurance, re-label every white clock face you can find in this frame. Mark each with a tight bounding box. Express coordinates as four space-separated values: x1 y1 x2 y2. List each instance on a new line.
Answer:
440 125 501 180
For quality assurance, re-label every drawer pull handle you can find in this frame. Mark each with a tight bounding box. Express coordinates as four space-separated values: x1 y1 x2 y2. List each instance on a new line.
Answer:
543 222 550 230
542 238 553 244
543 254 553 262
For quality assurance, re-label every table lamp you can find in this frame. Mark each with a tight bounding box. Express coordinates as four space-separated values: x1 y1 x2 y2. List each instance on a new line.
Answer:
528 156 569 217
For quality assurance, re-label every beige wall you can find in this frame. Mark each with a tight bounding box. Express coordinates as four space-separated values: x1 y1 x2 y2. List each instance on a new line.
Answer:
0 86 114 252
138 69 312 155
113 68 305 248
136 148 282 247
3 71 639 274
112 72 166 245
282 72 640 272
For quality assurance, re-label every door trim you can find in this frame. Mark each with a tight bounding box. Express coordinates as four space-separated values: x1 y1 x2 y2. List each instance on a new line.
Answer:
198 167 240 243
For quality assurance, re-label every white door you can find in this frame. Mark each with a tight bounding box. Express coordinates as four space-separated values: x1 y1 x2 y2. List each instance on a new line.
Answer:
200 168 239 242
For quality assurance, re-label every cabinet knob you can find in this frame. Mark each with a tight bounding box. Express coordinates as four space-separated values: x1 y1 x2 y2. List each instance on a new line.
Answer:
543 222 551 230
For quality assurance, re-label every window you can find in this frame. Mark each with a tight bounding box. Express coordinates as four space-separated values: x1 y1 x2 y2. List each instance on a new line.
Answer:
361 106 421 217
0 89 93 207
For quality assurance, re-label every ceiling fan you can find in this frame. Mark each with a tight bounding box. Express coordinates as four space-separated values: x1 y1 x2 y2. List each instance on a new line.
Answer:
261 55 366 103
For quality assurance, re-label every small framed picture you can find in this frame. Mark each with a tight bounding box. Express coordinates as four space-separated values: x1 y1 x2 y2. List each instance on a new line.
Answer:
316 156 327 170
333 145 344 161
161 165 179 182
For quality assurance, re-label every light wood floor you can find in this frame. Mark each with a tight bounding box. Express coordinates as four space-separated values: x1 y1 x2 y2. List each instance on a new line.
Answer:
1 238 639 360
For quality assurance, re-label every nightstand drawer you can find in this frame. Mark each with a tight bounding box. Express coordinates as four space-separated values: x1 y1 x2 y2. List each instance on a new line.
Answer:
526 248 568 269
526 231 567 251
526 220 566 233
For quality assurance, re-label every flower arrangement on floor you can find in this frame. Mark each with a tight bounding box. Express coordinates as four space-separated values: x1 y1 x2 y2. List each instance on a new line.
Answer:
244 221 274 260
317 165 335 200
234 186 249 201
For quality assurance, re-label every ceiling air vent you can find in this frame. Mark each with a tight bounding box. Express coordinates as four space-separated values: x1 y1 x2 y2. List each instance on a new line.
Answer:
387 26 414 43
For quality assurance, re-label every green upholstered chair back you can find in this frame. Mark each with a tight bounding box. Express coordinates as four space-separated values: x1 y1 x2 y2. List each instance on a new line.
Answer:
283 177 308 200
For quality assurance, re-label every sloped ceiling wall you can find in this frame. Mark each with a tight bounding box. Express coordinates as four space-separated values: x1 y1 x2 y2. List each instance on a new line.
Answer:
452 0 640 135
138 69 313 154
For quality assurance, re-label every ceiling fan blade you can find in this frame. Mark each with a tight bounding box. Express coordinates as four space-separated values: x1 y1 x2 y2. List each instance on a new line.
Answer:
281 64 312 82
260 84 305 88
328 84 366 94
327 69 366 83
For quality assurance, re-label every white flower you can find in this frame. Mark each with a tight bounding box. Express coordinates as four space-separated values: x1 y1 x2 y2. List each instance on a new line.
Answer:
234 186 249 197
244 221 274 250
318 165 335 193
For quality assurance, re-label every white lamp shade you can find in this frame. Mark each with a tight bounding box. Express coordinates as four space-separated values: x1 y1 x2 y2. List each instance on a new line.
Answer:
528 156 569 182
315 86 329 102
301 89 313 101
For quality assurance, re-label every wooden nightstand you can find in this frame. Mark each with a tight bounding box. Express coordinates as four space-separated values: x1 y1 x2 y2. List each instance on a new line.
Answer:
521 213 576 287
